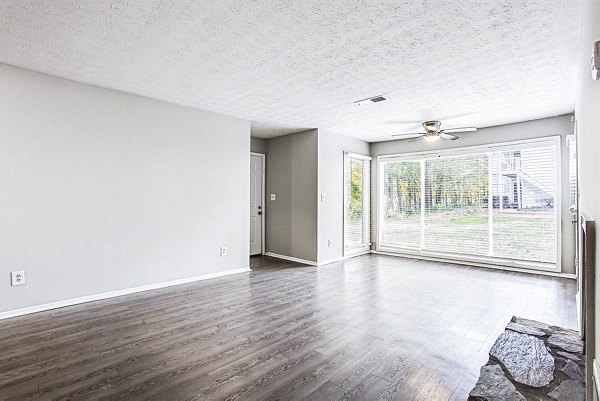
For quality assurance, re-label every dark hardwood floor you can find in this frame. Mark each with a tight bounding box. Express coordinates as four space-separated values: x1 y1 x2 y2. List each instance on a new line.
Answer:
0 254 577 400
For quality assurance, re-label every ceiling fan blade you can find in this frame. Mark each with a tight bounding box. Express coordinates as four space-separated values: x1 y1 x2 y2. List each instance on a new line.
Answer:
443 127 477 134
391 132 425 139
439 132 459 141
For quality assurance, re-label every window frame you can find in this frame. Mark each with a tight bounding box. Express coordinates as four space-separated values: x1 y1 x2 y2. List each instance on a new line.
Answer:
375 136 562 272
343 152 372 257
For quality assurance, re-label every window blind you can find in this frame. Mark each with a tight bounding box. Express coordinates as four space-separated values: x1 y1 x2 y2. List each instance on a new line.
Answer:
423 154 490 256
379 139 559 268
344 153 371 256
567 135 577 208
382 160 422 248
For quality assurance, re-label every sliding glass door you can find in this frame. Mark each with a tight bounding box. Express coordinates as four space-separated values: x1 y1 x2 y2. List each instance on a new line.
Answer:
344 153 371 256
378 138 560 270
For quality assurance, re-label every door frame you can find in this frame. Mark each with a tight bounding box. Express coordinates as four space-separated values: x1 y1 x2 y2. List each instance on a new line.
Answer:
251 152 266 255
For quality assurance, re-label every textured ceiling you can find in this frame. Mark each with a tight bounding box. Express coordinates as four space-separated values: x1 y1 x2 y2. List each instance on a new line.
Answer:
0 0 583 141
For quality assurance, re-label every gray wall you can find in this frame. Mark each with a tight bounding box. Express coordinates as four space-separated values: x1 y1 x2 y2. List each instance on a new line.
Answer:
265 130 319 262
370 115 575 274
576 0 600 392
0 64 251 314
251 136 267 154
317 130 370 262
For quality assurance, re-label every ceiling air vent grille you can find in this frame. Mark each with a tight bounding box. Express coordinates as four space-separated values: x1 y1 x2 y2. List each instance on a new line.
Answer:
354 95 386 106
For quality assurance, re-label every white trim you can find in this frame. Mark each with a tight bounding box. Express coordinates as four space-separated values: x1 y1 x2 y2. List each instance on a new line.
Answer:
554 137 563 272
317 256 346 266
0 267 251 320
343 152 347 257
265 252 367 267
593 359 600 401
265 252 318 266
370 250 575 279
344 250 372 259
377 244 557 271
250 152 266 256
344 151 372 161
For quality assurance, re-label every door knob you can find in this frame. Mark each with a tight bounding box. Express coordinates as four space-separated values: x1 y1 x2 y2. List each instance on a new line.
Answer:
258 211 262 215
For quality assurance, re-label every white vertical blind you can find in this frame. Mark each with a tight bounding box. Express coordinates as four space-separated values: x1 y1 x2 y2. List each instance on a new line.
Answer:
344 153 371 256
378 138 559 268
490 147 557 263
382 160 422 248
423 154 490 255
567 135 577 208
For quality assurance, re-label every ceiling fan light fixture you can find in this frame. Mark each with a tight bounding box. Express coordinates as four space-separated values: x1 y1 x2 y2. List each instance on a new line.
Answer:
424 135 440 142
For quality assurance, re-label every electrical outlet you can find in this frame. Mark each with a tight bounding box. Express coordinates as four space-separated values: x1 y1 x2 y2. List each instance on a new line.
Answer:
270 193 276 201
11 270 25 286
220 247 227 257
321 193 326 202
327 239 332 247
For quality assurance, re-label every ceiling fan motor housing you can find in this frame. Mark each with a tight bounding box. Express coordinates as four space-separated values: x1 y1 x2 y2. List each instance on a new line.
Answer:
423 120 442 132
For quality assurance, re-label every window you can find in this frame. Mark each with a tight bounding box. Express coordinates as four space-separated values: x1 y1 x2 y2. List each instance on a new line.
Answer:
344 153 371 256
566 135 577 209
378 138 560 270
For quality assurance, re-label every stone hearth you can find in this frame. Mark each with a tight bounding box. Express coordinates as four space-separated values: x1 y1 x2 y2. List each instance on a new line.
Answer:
469 317 585 401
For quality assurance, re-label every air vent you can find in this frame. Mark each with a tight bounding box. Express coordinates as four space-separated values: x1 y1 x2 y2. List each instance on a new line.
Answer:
354 95 386 106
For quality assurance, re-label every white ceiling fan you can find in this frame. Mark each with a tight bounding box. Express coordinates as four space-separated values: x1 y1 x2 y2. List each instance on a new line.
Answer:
392 120 477 142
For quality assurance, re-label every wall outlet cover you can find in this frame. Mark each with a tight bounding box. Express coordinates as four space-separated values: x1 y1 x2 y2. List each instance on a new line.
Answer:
11 270 25 286
220 247 227 256
270 194 276 201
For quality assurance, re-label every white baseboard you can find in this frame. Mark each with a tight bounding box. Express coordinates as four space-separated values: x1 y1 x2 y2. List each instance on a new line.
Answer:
264 252 371 267
370 250 576 279
317 256 345 266
264 252 318 266
0 267 250 321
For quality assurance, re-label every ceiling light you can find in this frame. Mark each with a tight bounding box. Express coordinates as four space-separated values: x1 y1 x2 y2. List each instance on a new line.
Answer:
424 135 440 142
354 95 386 106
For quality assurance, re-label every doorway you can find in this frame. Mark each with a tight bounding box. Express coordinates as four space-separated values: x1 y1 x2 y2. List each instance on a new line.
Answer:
250 153 265 255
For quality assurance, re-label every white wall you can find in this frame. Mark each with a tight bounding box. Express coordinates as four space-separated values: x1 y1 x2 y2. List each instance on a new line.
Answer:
576 0 600 395
265 130 319 262
0 64 251 314
369 115 575 274
317 130 370 262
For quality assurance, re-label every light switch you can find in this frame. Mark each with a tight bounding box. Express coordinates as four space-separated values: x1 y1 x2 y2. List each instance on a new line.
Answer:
270 194 276 201
321 193 326 202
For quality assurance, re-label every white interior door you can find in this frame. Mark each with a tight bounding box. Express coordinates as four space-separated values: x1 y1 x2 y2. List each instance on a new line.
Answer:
250 154 264 255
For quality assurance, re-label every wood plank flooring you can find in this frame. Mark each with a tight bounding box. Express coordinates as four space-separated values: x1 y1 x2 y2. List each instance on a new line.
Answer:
0 254 577 400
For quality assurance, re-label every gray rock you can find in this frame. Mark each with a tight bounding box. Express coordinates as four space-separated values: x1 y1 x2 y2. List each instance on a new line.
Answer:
557 351 581 361
469 364 526 401
512 317 578 337
490 330 554 387
511 317 552 333
561 359 583 381
547 380 585 401
506 322 545 337
548 333 584 354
